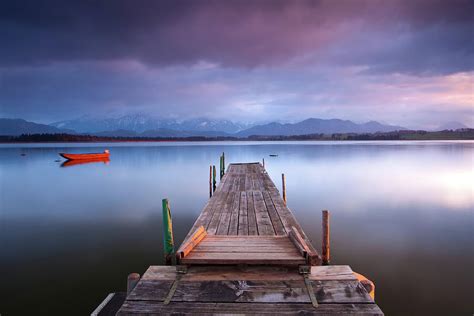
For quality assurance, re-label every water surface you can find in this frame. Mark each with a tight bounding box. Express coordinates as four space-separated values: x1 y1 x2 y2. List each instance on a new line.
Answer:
1 141 473 315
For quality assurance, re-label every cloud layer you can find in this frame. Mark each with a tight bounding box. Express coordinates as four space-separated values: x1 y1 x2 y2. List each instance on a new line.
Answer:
1 0 473 127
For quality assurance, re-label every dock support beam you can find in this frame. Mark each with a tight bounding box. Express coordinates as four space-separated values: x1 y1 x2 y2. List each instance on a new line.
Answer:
281 173 287 205
127 273 140 296
322 210 330 265
162 199 175 265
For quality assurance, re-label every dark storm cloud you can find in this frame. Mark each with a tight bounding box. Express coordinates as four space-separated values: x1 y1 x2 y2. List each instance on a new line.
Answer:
1 0 473 73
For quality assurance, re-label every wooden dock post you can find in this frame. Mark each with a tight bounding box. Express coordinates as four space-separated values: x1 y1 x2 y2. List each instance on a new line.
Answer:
222 152 225 176
161 199 175 265
212 165 216 191
209 165 212 197
262 158 265 169
322 210 330 265
281 173 287 205
127 273 140 296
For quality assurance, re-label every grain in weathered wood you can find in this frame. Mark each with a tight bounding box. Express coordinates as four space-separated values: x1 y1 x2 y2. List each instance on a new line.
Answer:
205 190 230 235
246 190 258 235
227 191 240 235
310 266 357 281
262 191 286 235
180 252 306 265
253 190 275 235
172 280 309 303
126 280 173 301
126 279 371 304
192 246 299 253
238 191 248 235
176 226 207 259
289 226 320 265
215 189 236 235
322 209 330 265
141 265 359 282
117 301 383 315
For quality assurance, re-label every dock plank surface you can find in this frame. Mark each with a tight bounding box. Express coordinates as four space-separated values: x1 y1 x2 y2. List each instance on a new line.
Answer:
113 163 384 315
182 163 319 257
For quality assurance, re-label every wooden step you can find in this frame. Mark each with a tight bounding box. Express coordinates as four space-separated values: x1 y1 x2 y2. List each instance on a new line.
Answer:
180 235 306 265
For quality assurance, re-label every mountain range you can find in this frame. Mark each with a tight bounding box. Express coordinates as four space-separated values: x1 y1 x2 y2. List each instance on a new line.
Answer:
1 115 469 137
51 114 251 134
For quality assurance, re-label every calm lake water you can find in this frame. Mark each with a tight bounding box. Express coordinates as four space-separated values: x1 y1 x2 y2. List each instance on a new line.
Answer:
1 141 473 315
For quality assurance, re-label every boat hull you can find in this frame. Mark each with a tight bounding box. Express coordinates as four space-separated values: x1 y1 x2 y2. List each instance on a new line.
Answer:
60 152 110 160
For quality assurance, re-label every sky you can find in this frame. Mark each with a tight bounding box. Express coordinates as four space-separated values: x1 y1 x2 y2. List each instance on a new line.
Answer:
0 0 473 129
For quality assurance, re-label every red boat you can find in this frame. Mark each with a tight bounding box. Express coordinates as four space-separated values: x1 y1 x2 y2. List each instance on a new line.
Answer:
59 149 110 160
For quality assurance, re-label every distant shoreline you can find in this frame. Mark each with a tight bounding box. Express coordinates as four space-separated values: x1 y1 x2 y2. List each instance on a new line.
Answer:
1 129 473 143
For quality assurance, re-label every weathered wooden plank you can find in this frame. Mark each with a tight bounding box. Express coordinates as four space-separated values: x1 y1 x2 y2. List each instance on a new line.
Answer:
310 265 357 281
215 189 236 235
126 279 372 304
237 191 248 235
205 190 230 235
180 252 306 265
262 190 286 235
227 192 240 235
202 235 293 241
173 280 309 303
246 190 258 235
126 280 173 301
253 190 275 235
176 226 207 259
138 265 359 282
118 301 383 315
192 247 301 254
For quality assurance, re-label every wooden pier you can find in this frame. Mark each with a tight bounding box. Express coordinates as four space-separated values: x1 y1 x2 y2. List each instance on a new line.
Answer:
96 162 383 315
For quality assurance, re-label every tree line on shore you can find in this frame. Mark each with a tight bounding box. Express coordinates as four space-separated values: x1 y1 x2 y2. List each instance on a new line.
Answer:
1 129 473 142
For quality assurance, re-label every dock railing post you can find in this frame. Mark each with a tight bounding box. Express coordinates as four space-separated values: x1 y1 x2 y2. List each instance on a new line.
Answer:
222 152 225 176
127 273 140 296
209 165 213 197
322 210 330 265
212 165 217 191
162 198 175 265
281 173 287 205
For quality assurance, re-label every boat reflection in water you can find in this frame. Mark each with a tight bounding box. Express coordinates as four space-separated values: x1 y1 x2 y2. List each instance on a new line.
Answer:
61 157 110 167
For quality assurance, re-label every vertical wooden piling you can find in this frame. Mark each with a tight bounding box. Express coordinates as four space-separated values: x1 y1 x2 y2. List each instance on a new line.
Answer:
212 165 217 191
262 158 265 169
162 199 175 265
322 210 330 265
209 165 213 198
281 173 286 205
127 273 140 296
219 154 224 179
222 152 225 176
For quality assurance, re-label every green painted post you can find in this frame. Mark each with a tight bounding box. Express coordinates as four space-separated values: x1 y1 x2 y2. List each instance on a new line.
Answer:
212 165 216 191
219 155 223 179
222 152 225 176
161 198 175 265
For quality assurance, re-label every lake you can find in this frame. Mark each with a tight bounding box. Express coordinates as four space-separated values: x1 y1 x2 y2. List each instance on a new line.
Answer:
1 141 473 315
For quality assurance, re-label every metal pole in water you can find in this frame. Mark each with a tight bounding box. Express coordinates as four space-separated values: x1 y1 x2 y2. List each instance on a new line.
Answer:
162 198 175 265
127 273 141 296
322 210 330 265
281 173 286 205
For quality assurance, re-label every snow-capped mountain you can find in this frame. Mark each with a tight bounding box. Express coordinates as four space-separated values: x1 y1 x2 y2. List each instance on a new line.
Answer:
51 114 252 134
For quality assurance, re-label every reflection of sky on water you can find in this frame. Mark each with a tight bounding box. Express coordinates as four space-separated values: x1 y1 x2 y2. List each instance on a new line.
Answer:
0 141 473 315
